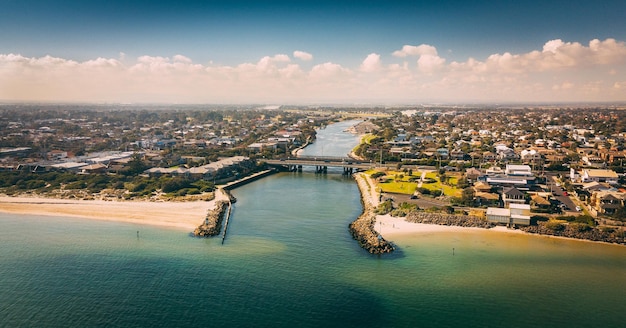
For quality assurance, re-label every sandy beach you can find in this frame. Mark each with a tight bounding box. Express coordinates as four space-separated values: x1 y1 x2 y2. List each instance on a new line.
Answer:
352 172 526 239
0 190 229 231
375 214 524 238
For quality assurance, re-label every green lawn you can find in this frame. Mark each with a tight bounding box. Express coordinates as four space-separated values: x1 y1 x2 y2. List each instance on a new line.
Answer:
369 170 420 195
419 171 462 197
367 169 464 197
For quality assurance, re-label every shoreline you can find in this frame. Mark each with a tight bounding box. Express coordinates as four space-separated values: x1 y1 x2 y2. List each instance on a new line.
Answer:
0 191 229 231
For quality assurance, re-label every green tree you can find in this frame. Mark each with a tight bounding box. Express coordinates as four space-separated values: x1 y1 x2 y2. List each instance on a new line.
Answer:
460 187 475 206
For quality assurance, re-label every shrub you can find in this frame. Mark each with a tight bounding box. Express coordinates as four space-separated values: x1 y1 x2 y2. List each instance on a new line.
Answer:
545 220 565 231
570 222 591 232
376 200 393 215
161 178 191 193
599 226 615 233
65 181 86 189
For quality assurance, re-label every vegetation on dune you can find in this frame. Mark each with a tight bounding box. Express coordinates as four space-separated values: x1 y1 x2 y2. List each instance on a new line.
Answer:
0 171 216 200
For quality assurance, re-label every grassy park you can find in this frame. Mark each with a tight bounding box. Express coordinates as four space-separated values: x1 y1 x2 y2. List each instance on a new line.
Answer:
367 169 463 197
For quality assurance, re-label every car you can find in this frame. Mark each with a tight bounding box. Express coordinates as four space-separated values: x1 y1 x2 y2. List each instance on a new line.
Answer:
563 191 568 196
576 206 582 211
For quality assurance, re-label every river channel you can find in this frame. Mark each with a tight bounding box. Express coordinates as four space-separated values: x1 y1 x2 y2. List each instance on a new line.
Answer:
1 119 625 327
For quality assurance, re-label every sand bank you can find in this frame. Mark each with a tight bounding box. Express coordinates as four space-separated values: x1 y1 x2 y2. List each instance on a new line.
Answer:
0 190 229 231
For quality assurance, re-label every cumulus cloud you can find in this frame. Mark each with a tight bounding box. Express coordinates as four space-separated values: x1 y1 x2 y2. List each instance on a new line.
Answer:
360 53 381 72
1 38 626 103
293 50 313 61
417 54 446 73
392 44 438 57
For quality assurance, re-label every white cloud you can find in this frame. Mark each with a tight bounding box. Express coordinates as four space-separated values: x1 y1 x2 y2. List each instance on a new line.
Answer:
360 53 381 72
392 44 438 57
417 54 445 73
543 39 565 53
1 38 626 103
293 50 313 61
173 55 192 63
309 62 350 79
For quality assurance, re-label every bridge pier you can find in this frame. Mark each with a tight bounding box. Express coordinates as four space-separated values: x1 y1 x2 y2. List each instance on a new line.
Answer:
315 166 328 174
343 167 354 175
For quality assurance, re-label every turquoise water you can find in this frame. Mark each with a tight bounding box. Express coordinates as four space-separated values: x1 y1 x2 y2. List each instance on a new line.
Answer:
2 121 626 327
1 173 625 327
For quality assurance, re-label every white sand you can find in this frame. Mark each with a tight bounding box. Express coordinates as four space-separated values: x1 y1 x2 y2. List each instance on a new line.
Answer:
374 214 525 238
0 189 230 231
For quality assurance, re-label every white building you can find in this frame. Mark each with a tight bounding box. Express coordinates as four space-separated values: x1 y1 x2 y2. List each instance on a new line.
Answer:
486 203 531 226
505 164 533 176
576 169 619 184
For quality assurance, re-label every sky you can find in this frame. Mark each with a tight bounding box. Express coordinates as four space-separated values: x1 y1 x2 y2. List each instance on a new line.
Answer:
1 0 626 105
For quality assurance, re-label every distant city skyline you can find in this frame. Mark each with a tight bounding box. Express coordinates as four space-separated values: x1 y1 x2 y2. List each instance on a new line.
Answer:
1 0 626 104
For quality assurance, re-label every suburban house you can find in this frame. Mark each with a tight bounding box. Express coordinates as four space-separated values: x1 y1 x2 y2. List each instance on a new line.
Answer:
502 186 526 207
145 156 254 183
572 168 620 184
588 191 626 215
486 203 531 226
505 164 533 177
480 165 536 189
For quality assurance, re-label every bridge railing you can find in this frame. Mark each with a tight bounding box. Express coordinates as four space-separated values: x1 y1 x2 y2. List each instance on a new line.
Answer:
292 155 353 162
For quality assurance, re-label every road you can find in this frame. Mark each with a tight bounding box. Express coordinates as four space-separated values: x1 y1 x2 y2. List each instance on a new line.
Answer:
545 173 579 214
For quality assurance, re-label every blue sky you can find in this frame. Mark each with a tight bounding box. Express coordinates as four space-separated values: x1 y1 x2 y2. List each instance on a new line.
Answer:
1 0 626 104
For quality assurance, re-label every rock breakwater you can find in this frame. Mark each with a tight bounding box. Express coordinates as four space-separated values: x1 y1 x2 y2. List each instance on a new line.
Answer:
193 200 230 237
405 212 496 228
521 222 626 245
349 210 395 254
350 174 394 254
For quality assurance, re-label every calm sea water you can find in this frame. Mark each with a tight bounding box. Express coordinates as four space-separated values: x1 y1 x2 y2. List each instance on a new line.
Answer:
1 120 625 327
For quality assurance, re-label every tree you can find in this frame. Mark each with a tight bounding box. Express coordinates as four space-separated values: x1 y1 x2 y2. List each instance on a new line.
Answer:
460 187 475 206
124 153 148 176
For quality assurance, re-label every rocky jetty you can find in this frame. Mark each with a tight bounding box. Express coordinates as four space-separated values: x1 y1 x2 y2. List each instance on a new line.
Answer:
521 222 626 245
349 210 395 254
350 175 395 254
405 212 496 229
193 200 230 237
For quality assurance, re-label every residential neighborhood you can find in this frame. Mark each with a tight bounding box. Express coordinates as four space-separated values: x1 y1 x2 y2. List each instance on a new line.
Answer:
2 104 626 231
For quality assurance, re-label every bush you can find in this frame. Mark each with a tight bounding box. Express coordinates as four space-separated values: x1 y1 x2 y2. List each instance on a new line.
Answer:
125 182 147 192
26 180 47 189
599 226 615 233
161 178 191 193
531 215 549 223
545 220 565 231
65 181 86 189
376 200 393 215
570 222 591 232
370 171 385 179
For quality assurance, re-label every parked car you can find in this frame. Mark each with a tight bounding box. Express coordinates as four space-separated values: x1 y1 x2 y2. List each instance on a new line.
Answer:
576 206 582 211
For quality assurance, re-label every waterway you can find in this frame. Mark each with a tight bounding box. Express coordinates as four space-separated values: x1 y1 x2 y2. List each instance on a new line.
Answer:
1 120 625 327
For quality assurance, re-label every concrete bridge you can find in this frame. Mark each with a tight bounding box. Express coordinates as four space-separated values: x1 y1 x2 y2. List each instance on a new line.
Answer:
263 156 435 174
264 156 373 174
